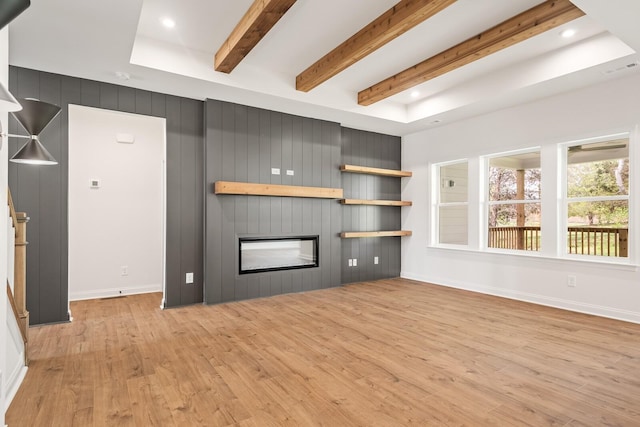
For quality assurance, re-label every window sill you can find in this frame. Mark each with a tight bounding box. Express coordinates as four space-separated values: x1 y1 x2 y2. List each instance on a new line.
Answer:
427 244 639 271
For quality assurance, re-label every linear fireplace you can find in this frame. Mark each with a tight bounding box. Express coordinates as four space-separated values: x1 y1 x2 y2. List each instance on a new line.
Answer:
239 236 319 274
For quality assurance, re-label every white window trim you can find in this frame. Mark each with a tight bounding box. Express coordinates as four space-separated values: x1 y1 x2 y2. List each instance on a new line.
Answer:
483 147 541 253
431 159 468 248
428 127 639 268
559 131 634 264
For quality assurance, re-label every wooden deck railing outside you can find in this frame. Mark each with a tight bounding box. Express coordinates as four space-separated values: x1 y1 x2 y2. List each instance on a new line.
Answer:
488 226 628 257
488 226 541 251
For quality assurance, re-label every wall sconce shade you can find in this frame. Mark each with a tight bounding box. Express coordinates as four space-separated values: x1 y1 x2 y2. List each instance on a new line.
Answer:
0 0 30 30
10 136 57 165
12 98 61 135
10 98 61 165
0 82 22 112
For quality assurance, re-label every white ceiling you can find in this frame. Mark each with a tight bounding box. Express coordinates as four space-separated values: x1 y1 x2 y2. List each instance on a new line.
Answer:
8 0 640 136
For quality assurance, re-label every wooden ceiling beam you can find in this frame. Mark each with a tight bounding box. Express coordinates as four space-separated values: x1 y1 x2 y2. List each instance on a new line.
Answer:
358 0 585 106
215 0 297 73
296 0 457 93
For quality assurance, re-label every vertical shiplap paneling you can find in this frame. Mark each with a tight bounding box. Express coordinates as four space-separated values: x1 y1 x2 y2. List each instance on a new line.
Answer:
220 102 236 303
281 114 292 233
270 111 282 239
11 68 43 323
37 72 64 323
259 110 271 235
99 82 118 111
9 67 205 323
204 99 342 305
134 89 152 116
291 115 303 234
118 86 136 114
179 98 199 304
340 127 402 284
59 76 81 317
193 99 205 303
164 96 182 306
204 100 222 304
80 79 100 108
234 104 249 301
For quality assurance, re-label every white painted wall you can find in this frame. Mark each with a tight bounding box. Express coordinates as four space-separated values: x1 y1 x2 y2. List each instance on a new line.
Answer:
2 24 28 422
68 106 165 301
402 72 640 324
0 24 8 425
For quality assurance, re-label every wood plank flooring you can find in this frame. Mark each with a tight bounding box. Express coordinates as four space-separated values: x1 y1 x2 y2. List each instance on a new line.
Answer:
7 278 640 426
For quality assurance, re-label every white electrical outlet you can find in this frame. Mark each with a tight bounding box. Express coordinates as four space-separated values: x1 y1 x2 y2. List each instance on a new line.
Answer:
121 266 128 276
374 256 379 265
271 168 280 175
186 272 194 284
567 275 577 287
286 169 294 176
348 259 353 267
353 258 357 267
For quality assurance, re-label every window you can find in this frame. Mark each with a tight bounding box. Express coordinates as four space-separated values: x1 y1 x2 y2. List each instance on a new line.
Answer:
434 161 468 245
430 132 634 265
487 151 541 251
564 136 629 258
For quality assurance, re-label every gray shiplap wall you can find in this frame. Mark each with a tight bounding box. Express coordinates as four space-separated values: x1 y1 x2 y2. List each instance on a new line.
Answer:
341 127 402 284
8 66 203 324
8 67 404 319
205 99 342 303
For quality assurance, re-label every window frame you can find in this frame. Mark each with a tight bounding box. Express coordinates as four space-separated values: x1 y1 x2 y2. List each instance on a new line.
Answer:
431 159 469 248
559 132 632 263
428 129 637 267
483 147 542 253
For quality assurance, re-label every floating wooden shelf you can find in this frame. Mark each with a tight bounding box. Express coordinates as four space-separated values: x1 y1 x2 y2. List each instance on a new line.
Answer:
340 199 412 206
214 181 343 199
340 230 412 238
340 164 412 177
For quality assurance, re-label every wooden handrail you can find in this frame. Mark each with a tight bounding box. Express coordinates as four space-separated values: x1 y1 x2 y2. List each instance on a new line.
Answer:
8 187 18 232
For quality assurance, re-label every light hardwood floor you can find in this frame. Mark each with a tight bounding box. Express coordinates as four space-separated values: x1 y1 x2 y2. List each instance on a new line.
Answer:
7 278 640 426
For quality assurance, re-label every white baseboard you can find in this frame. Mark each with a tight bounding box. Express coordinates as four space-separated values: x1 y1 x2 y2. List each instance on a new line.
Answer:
4 365 27 413
401 271 640 325
69 284 162 301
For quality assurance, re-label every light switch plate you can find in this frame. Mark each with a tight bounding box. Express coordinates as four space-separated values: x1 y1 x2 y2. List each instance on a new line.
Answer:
286 170 294 176
271 168 280 175
186 272 194 284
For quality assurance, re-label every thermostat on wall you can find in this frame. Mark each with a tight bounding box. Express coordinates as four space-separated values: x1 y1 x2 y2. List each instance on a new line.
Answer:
90 179 101 189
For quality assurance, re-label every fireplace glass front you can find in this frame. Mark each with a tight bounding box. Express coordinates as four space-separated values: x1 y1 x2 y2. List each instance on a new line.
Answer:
239 236 319 274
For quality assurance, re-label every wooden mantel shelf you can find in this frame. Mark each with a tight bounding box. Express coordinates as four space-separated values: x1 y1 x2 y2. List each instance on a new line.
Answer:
214 181 343 199
340 230 412 238
340 199 412 206
340 164 412 177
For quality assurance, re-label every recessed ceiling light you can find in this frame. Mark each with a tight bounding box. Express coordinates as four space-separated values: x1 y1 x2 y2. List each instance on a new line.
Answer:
560 29 576 38
161 17 176 29
411 90 420 98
